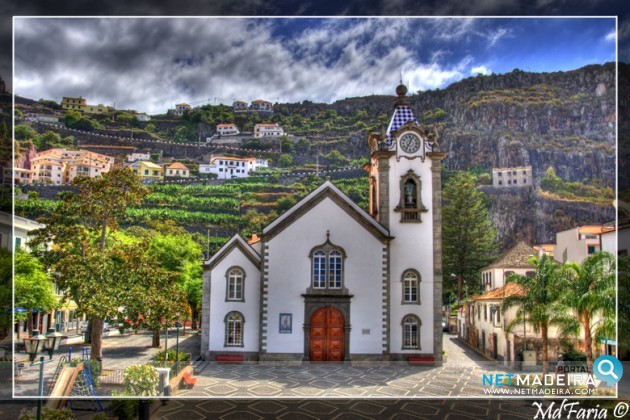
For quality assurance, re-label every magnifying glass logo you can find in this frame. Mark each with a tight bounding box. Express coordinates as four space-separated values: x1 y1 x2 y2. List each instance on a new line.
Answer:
597 359 618 380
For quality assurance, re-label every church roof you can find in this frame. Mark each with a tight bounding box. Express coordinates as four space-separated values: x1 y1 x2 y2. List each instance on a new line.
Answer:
484 241 537 270
204 234 261 270
263 180 390 242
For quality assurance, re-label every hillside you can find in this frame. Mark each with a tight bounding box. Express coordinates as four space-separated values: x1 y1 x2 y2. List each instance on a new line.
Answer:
10 63 619 251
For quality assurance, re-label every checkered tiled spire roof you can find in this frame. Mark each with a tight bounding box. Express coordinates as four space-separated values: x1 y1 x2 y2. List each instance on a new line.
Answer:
384 85 418 148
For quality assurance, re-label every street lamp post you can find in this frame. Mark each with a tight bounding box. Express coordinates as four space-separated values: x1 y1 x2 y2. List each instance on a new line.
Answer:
164 322 169 368
44 328 66 359
174 321 182 376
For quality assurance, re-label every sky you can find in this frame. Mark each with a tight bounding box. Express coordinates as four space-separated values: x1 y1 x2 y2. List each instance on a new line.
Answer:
13 17 616 115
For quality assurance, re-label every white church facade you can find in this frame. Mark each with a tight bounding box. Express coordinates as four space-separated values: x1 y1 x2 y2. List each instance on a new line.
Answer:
201 83 447 363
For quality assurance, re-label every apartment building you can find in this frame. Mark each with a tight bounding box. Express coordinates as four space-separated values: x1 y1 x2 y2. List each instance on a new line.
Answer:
30 149 114 185
61 96 113 114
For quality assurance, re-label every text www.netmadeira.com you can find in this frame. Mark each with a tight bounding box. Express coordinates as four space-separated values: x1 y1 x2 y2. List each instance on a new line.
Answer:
483 387 596 395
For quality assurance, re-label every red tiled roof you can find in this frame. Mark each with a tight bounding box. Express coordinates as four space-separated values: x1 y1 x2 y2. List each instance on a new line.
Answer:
475 282 525 301
167 162 189 170
578 225 603 235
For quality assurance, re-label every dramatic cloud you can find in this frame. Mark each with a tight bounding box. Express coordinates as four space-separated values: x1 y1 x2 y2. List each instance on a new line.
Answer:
471 65 492 76
13 17 616 114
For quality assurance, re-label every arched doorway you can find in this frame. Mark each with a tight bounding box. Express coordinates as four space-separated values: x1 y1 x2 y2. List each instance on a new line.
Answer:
309 306 345 361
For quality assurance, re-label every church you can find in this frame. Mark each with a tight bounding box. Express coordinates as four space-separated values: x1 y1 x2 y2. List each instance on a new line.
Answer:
201 83 447 363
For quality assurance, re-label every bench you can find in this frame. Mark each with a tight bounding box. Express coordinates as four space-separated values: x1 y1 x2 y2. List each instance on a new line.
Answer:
216 354 244 363
408 356 435 366
181 371 197 388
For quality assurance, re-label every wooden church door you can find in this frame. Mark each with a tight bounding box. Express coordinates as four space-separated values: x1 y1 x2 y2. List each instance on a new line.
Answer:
309 306 345 361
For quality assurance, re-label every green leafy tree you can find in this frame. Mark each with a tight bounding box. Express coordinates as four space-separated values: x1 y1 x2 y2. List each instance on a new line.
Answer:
560 252 615 368
14 124 36 140
280 137 294 153
442 171 497 301
277 154 293 168
30 169 148 361
14 250 58 335
276 196 296 213
324 150 348 168
503 255 580 373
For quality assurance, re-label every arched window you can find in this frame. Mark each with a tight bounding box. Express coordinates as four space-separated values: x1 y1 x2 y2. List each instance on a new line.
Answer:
309 232 346 292
402 270 420 304
395 170 427 222
328 250 342 289
402 315 421 350
313 251 326 289
224 311 244 347
226 267 245 301
404 179 417 208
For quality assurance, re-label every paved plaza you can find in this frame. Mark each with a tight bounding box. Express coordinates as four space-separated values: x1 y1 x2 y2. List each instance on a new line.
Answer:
4 331 629 418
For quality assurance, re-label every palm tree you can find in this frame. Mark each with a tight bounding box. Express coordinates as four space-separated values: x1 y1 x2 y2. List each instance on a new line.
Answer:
503 255 579 373
560 251 615 368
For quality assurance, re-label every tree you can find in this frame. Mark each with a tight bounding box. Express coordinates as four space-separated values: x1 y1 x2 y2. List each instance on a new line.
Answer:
442 171 497 301
277 154 293 168
560 252 615 368
14 124 36 140
276 196 297 213
324 150 347 168
31 169 148 362
503 255 580 373
14 250 58 335
134 222 203 333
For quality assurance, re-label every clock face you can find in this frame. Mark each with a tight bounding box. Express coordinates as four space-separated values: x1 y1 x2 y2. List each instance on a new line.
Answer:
399 133 421 153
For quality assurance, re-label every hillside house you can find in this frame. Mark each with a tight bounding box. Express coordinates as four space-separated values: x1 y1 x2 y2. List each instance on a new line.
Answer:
128 161 164 183
250 99 273 112
175 103 192 116
555 225 602 264
492 166 532 188
165 162 190 178
61 96 112 114
127 152 151 162
199 156 268 179
216 124 240 136
232 100 248 111
253 123 284 138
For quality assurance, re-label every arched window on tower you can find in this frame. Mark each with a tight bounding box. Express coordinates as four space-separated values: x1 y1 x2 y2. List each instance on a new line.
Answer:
404 179 417 208
395 170 428 222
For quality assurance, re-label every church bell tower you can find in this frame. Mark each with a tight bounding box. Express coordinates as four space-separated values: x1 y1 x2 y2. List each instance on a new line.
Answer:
367 81 448 363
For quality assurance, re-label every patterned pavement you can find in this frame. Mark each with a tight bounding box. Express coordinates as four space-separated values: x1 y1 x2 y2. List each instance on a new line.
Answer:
177 363 486 398
155 398 542 419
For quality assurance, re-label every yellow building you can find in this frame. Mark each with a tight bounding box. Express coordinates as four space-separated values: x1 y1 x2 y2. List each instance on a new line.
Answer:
61 96 113 114
129 161 164 183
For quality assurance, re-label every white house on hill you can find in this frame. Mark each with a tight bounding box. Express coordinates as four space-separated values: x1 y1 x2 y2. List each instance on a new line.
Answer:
201 83 447 363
